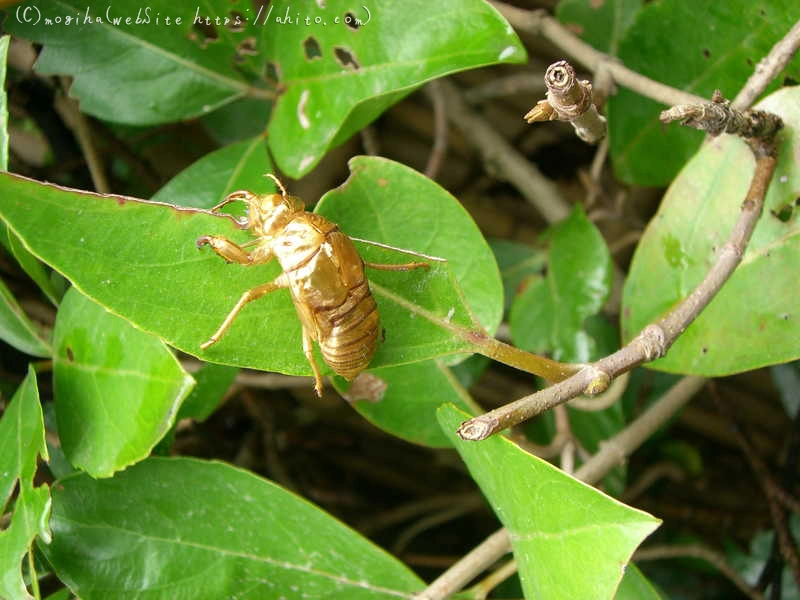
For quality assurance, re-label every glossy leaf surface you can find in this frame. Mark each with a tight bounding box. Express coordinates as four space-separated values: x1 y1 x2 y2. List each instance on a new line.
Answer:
622 87 800 375
510 206 612 363
53 288 194 477
439 404 660 600
43 457 424 599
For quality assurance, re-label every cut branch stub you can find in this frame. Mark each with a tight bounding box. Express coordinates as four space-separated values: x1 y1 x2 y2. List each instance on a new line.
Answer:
524 60 607 144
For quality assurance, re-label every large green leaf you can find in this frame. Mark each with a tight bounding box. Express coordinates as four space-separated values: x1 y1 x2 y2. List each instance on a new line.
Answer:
0 157 493 379
9 0 525 177
489 238 546 313
43 457 423 599
260 0 526 175
609 0 800 185
53 288 194 477
622 86 800 375
0 367 51 600
438 405 660 600
510 205 612 363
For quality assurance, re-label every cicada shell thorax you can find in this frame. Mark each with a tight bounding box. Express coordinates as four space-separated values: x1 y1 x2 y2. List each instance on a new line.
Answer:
271 213 379 381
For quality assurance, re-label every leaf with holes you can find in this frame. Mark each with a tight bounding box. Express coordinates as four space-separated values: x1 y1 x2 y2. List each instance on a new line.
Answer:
0 156 499 380
438 404 660 600
622 86 800 375
262 0 526 176
609 0 800 185
7 0 272 124
9 1 525 177
43 457 424 599
53 288 194 477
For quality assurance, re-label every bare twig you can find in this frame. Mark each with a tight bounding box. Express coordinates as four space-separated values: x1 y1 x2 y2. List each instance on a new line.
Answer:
459 117 780 440
713 388 800 587
733 19 800 110
661 90 783 139
424 80 448 179
635 544 765 600
491 2 704 107
524 61 607 144
466 559 518 600
575 376 707 484
464 73 546 104
438 79 571 223
413 529 511 600
568 370 629 412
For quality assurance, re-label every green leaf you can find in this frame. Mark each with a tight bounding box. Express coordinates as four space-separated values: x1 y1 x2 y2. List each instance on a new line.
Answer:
338 359 477 448
0 157 495 380
622 86 800 375
0 367 48 510
53 288 194 477
151 136 273 209
609 0 800 185
318 156 503 338
10 1 525 177
3 228 62 306
615 564 663 599
489 238 546 312
0 276 52 357
556 0 642 56
43 457 424 599
263 0 526 176
177 363 238 422
510 205 612 362
438 404 660 600
7 0 272 125
0 367 51 600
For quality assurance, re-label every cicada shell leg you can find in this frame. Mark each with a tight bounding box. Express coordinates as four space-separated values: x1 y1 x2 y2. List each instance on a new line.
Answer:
200 273 290 350
365 261 430 271
302 327 325 397
197 235 254 264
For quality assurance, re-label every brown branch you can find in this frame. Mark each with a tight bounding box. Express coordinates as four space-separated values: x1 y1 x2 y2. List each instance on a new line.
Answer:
424 80 448 179
635 544 765 600
413 529 511 600
458 115 780 440
661 90 783 139
463 73 546 104
438 79 571 224
713 387 800 587
491 2 704 107
733 19 800 110
524 61 607 144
